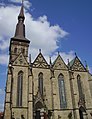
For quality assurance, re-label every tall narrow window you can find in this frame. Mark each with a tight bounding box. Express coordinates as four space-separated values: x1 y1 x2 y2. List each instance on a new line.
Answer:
77 75 84 100
38 72 43 96
14 48 17 53
17 71 23 106
21 48 25 55
58 74 67 108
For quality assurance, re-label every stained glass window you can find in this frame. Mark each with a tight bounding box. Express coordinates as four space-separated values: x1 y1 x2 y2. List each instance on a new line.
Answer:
77 75 84 100
17 71 23 106
58 74 67 108
38 72 43 96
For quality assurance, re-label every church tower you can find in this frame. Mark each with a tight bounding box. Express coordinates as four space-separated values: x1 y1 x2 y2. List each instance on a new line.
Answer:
9 3 30 62
4 3 32 119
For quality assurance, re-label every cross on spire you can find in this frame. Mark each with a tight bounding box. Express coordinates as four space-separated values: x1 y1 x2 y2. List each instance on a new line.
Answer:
22 0 24 4
18 1 25 21
21 0 24 9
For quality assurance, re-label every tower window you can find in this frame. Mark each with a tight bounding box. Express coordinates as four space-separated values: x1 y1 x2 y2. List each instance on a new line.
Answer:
38 72 43 96
14 48 17 53
17 71 23 107
58 74 67 109
21 48 25 55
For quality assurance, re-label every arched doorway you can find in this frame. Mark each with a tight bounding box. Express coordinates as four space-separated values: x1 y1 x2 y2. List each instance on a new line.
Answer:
35 101 43 119
79 108 83 119
35 110 40 119
79 106 86 119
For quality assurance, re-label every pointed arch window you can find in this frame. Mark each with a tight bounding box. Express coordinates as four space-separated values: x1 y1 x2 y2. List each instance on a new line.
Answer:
58 74 67 108
17 71 23 106
77 75 84 100
38 72 43 96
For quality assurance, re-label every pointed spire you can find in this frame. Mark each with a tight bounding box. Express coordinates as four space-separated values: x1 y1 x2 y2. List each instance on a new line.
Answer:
18 0 25 21
39 49 41 53
67 59 71 70
14 1 26 39
11 0 30 43
68 59 70 66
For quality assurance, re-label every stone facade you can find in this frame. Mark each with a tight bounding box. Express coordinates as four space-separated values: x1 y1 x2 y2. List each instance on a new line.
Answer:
4 4 92 119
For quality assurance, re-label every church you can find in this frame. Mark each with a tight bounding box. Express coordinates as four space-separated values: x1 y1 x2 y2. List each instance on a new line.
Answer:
4 3 92 119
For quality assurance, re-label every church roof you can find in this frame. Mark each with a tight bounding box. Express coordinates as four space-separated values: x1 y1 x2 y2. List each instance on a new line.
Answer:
69 56 87 72
53 54 68 70
18 4 25 20
32 52 49 69
11 36 30 43
11 3 30 43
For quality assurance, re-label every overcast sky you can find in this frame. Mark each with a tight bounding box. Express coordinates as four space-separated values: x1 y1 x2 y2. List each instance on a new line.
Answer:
0 0 92 111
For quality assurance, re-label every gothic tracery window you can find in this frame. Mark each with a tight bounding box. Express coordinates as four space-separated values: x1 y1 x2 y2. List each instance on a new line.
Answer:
77 75 84 100
38 72 43 96
17 71 23 106
58 74 67 108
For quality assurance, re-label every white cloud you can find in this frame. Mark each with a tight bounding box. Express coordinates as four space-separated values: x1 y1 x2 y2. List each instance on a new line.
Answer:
10 0 32 9
23 0 32 9
0 54 9 65
0 38 9 50
0 5 69 65
25 13 69 61
60 51 75 64
0 89 4 95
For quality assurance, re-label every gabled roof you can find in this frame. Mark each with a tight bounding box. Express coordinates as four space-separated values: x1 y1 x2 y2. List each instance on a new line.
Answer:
12 52 29 66
53 54 68 70
69 56 86 72
32 52 49 68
